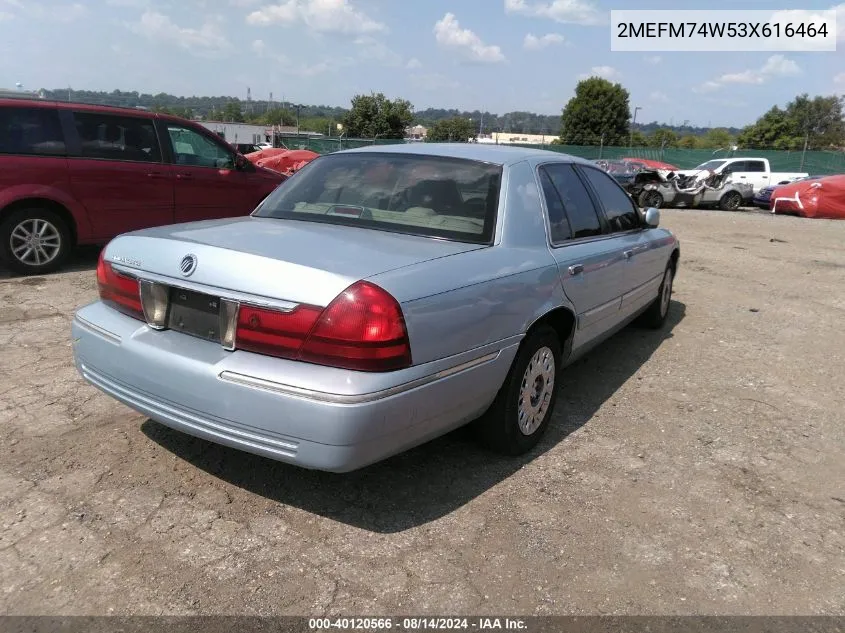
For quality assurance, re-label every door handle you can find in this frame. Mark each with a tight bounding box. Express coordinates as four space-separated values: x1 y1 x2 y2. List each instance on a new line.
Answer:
568 264 584 276
176 173 194 180
624 250 635 259
146 171 166 178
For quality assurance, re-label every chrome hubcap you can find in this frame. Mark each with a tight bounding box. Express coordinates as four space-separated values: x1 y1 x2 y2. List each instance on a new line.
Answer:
10 219 61 266
518 346 555 436
660 268 673 316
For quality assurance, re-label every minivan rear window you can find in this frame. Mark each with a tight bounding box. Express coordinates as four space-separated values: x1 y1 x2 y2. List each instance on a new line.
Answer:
254 153 502 244
0 107 66 156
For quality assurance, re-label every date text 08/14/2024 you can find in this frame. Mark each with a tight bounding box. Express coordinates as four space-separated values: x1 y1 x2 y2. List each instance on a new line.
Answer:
308 618 528 630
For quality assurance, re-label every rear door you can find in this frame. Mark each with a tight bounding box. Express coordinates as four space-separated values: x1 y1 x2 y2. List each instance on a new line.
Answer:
578 164 666 318
158 121 265 222
538 163 627 349
66 111 174 239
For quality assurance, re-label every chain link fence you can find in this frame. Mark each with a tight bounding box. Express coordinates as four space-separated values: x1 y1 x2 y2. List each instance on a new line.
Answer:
275 135 845 175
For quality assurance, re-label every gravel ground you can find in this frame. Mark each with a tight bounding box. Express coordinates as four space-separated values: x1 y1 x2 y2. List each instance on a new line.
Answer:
1 208 844 616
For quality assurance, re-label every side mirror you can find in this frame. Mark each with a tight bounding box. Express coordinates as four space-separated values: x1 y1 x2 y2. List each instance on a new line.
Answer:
234 154 253 172
644 207 660 228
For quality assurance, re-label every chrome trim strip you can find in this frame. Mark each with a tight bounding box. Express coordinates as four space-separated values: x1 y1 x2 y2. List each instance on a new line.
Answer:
74 315 121 344
110 264 301 313
218 351 501 404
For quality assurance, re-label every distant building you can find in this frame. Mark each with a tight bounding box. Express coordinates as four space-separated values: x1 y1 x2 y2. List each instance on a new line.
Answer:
477 132 555 146
0 88 45 100
406 125 427 140
199 121 276 145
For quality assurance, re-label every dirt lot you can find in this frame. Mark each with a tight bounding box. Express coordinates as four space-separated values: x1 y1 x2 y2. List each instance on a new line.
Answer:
1 209 844 616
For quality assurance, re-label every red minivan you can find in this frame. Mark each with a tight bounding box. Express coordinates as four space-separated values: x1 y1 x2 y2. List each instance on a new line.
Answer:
0 97 288 274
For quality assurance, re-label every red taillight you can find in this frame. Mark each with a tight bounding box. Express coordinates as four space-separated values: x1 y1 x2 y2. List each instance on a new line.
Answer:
97 250 143 320
234 281 412 372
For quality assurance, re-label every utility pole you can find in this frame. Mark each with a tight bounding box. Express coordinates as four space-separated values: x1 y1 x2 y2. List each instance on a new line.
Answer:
800 125 810 171
599 132 605 159
629 106 642 148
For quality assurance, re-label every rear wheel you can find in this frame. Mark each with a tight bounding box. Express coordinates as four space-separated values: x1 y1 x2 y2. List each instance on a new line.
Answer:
638 189 663 209
0 207 72 275
637 261 675 329
474 326 562 455
719 190 743 211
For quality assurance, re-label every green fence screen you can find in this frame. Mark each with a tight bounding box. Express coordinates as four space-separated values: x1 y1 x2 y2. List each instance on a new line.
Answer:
276 135 845 176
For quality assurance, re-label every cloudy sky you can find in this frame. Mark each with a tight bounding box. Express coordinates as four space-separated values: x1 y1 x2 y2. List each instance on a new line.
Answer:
0 0 843 127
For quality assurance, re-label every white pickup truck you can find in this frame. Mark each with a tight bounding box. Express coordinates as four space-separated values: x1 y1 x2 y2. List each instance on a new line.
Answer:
677 158 808 193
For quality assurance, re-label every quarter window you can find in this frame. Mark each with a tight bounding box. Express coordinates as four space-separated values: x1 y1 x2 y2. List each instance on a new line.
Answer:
166 125 234 169
579 166 641 233
0 107 66 156
73 112 161 163
538 169 572 242
542 164 602 240
745 160 766 172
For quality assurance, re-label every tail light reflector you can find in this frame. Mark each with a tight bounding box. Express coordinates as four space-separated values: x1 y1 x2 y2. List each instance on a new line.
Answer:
234 281 412 372
97 251 144 321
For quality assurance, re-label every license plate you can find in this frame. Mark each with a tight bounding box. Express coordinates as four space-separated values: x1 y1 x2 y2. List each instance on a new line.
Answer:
168 288 221 342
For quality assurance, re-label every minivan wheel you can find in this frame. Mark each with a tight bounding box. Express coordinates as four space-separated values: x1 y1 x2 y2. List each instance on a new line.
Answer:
473 325 562 456
0 208 72 275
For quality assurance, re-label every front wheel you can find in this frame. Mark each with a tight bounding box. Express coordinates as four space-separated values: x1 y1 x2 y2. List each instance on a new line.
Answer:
0 208 72 275
474 326 562 455
638 189 664 209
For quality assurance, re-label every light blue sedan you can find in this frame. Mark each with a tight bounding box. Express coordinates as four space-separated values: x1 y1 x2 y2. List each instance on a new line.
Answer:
72 143 680 472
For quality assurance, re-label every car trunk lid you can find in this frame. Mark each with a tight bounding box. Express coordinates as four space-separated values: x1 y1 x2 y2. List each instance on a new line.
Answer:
104 216 486 307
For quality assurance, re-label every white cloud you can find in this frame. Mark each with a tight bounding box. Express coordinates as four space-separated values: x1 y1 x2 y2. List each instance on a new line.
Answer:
696 54 802 92
406 57 423 69
434 13 505 63
246 0 386 34
353 36 402 67
251 38 266 54
649 91 669 103
504 0 604 25
409 73 460 92
644 55 661 64
2 0 85 21
524 33 564 49
835 72 845 84
129 11 232 57
250 38 353 75
578 65 619 80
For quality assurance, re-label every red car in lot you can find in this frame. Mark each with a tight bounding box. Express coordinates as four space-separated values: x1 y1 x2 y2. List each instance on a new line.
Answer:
0 97 287 274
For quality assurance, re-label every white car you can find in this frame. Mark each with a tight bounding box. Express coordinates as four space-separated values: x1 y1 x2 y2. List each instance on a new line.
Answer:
677 158 808 194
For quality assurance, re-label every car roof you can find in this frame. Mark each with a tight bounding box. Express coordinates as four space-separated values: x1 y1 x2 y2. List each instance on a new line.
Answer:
0 98 200 124
338 142 590 167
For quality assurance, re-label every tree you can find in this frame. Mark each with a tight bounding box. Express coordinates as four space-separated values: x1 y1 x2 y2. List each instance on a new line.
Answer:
221 101 245 122
629 130 647 147
260 108 296 127
678 135 699 149
427 117 477 142
560 77 630 146
737 95 845 150
697 128 735 149
647 128 678 148
340 93 414 139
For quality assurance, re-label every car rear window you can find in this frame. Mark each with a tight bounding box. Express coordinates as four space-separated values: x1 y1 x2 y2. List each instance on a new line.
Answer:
254 152 502 244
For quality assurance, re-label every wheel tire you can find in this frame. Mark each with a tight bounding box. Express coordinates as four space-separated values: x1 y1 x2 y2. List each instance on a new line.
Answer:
638 261 675 329
638 189 663 209
474 325 562 456
719 191 743 211
0 207 72 275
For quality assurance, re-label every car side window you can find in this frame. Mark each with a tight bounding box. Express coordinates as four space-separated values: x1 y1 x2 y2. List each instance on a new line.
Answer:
538 169 572 242
745 160 766 172
722 161 744 174
542 164 602 241
166 125 235 169
0 106 66 156
579 166 642 233
72 112 161 163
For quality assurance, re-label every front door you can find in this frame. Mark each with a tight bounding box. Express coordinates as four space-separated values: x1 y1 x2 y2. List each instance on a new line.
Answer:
66 111 174 239
160 122 262 223
538 163 629 349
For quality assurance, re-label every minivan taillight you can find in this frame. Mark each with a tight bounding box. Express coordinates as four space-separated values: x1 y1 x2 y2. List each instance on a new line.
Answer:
97 250 143 320
234 281 412 372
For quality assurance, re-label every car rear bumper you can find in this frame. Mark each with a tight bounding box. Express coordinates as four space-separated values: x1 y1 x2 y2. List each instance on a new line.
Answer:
72 302 518 472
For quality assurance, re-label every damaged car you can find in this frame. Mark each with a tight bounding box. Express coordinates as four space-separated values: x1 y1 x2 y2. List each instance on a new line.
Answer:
632 169 754 211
